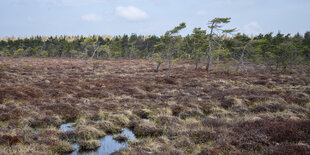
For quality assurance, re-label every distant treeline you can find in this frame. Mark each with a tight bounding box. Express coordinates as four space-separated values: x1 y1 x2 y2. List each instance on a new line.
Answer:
1 22 309 72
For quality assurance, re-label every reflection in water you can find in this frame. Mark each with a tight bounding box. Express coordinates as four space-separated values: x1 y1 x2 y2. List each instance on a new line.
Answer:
142 119 150 122
121 128 136 140
68 128 136 155
60 123 76 132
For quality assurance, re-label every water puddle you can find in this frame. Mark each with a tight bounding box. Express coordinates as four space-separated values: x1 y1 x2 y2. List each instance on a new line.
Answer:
120 128 136 140
70 128 136 155
142 119 150 122
60 123 76 132
59 123 136 155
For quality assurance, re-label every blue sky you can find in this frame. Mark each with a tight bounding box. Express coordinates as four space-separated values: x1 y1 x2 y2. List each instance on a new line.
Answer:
0 0 309 37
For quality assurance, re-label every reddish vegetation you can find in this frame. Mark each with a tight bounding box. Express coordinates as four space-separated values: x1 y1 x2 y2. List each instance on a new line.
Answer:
1 136 21 146
0 57 309 154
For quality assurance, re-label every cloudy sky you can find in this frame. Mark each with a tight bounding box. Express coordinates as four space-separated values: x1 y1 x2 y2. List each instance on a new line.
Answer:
0 0 309 37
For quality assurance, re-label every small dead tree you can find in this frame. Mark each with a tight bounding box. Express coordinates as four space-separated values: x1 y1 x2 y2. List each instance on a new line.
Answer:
92 61 100 79
235 38 253 72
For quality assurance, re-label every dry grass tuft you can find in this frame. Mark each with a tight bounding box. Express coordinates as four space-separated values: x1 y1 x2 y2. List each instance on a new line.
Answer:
97 120 122 134
78 140 100 151
76 125 105 140
51 141 76 154
133 122 163 137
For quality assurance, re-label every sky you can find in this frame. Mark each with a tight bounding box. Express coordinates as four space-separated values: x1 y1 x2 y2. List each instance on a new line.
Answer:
0 0 309 37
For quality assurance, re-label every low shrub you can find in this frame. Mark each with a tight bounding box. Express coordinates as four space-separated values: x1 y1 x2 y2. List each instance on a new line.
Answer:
220 96 243 109
179 108 204 120
251 102 285 113
201 117 228 128
113 134 128 142
51 141 76 154
98 121 122 134
134 122 163 137
76 126 105 140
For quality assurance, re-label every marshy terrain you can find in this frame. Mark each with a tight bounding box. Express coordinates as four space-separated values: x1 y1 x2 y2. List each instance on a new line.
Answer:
0 57 309 154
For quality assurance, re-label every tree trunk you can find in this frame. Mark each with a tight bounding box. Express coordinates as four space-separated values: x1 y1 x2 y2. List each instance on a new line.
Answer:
84 46 88 59
237 39 253 72
91 46 100 59
206 27 214 71
167 39 175 78
168 52 172 78
206 55 211 72
236 51 245 72
156 62 161 72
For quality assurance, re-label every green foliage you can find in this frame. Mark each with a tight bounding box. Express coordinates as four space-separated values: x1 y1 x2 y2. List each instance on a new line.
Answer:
0 24 308 73
153 53 163 64
129 46 141 59
208 17 235 33
190 28 207 66
152 41 165 65
165 22 186 36
0 49 10 56
14 48 24 57
0 63 6 71
275 41 297 71
70 50 78 57
83 37 95 44
40 50 48 57
213 49 231 60
205 17 236 71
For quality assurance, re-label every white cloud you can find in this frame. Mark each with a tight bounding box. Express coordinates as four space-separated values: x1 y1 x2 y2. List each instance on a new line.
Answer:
115 6 149 21
81 13 102 22
243 22 262 35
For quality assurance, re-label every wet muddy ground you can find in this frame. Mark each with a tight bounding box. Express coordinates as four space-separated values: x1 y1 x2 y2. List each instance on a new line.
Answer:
0 57 309 154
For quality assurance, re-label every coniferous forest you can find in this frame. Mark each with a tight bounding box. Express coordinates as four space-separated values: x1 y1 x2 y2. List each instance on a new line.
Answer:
0 18 310 155
1 20 309 73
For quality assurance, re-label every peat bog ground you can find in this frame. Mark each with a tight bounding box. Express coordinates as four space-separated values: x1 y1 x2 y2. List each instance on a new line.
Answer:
0 57 310 154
